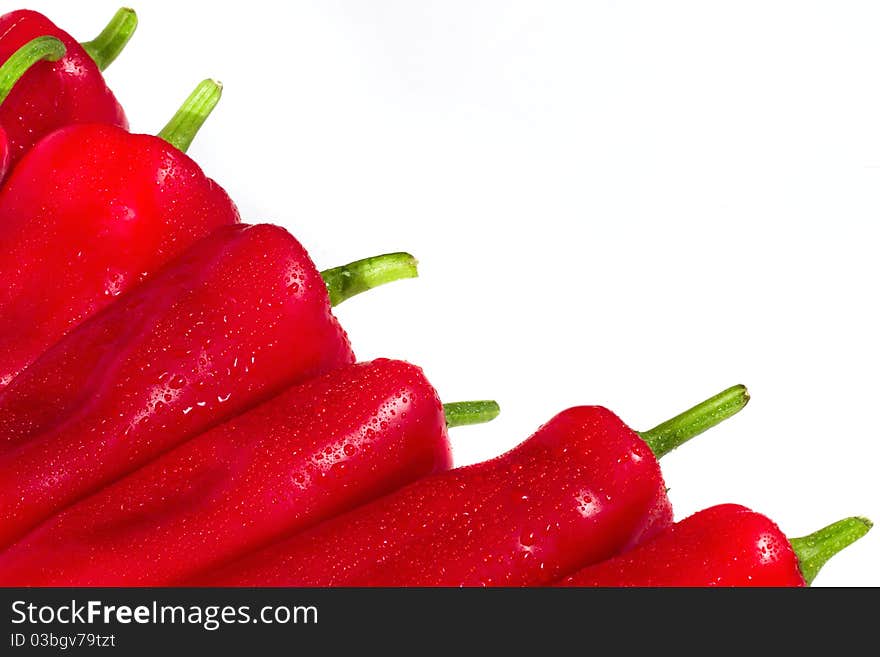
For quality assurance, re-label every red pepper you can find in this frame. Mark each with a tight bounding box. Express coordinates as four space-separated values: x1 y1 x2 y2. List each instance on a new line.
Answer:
0 360 498 586
194 386 748 586
0 223 418 548
0 79 238 389
0 8 135 167
0 36 62 182
0 124 7 182
0 126 9 180
556 504 872 587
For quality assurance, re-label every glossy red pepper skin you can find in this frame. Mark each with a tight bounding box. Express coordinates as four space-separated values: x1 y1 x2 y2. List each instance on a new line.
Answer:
0 359 448 586
0 124 240 389
0 125 7 180
0 10 127 166
556 504 805 587
196 406 672 587
0 223 354 549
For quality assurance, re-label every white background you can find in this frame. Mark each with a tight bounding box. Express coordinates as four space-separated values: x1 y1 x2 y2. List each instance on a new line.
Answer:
33 1 878 586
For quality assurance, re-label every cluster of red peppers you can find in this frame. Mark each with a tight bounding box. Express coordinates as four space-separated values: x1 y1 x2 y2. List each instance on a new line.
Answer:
0 7 870 588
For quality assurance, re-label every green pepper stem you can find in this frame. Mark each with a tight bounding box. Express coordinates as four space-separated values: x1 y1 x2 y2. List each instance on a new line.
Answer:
157 79 223 153
790 516 872 586
81 7 138 71
321 252 418 306
0 36 66 106
638 384 749 458
443 401 501 428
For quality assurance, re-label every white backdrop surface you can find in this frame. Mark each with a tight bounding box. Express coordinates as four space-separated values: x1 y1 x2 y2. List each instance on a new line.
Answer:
26 1 880 586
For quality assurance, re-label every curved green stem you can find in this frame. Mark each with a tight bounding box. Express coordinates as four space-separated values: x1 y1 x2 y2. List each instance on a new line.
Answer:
790 516 872 585
638 384 749 458
321 253 418 306
81 8 138 71
0 36 66 106
157 79 223 153
444 401 501 428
